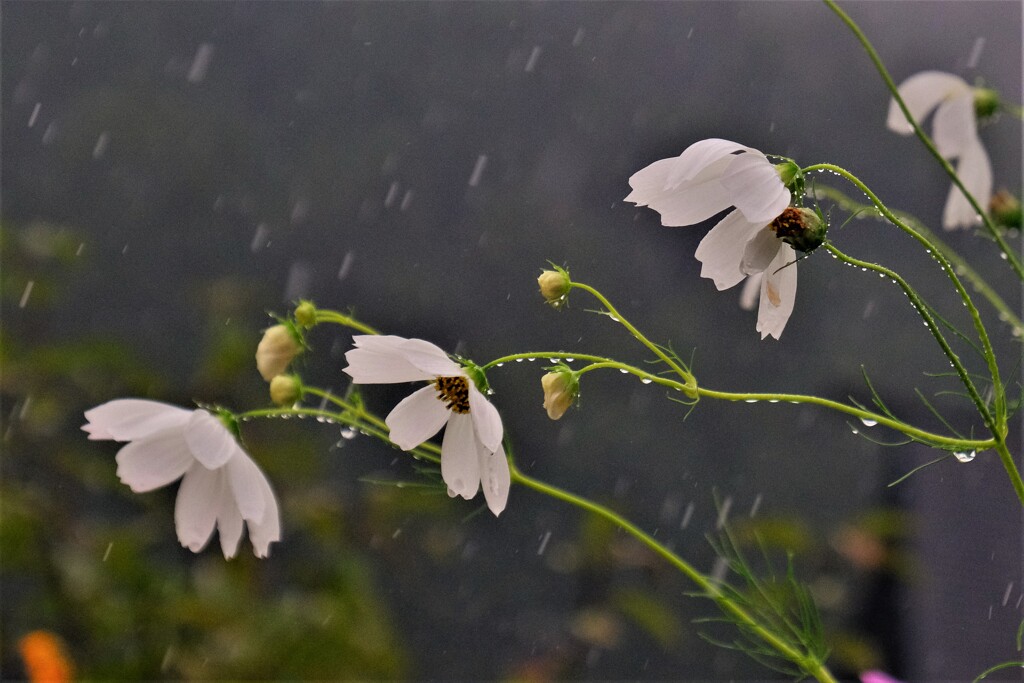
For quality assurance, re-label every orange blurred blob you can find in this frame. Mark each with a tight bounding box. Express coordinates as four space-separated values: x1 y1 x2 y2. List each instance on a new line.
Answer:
18 631 74 683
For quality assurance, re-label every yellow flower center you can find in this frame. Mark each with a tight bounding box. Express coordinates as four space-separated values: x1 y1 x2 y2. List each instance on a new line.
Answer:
434 376 470 414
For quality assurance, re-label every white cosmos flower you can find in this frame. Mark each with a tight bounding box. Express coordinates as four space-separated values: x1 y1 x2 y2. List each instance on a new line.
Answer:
626 138 796 339
343 335 510 516
887 71 993 230
83 399 280 558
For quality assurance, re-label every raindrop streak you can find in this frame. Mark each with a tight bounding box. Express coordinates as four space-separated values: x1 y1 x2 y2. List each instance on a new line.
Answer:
41 122 57 145
337 251 355 280
92 131 110 158
27 102 41 127
572 28 585 47
749 493 763 518
468 154 488 187
18 281 34 308
680 502 695 529
102 542 113 561
187 42 215 83
954 450 976 463
966 37 986 68
1002 581 1014 607
524 45 542 72
250 223 270 252
715 496 733 530
384 181 400 208
537 530 552 555
399 189 414 211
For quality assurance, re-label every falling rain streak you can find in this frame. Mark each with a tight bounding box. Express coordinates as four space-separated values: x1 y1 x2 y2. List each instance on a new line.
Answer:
19 281 35 308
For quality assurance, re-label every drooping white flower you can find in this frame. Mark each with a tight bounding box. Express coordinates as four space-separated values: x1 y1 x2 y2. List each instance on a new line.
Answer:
887 71 993 230
343 335 510 515
83 399 280 558
625 138 797 339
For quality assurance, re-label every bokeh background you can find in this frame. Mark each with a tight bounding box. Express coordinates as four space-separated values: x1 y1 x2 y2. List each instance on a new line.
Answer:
3 1 1021 680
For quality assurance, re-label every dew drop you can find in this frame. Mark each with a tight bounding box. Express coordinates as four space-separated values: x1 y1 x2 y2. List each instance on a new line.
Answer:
515 358 524 363
341 427 357 440
954 450 976 463
744 399 757 403
495 362 504 367
620 369 629 374
860 418 878 427
641 378 652 384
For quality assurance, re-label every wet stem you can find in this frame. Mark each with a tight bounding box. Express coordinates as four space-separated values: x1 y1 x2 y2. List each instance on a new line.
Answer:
804 163 1006 432
508 461 839 682
823 0 1024 281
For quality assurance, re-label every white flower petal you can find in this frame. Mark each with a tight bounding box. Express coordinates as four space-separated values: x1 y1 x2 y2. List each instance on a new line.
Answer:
720 152 790 224
942 137 993 230
624 157 676 205
216 494 245 559
114 430 194 492
385 385 451 450
224 451 268 523
246 470 281 558
739 272 761 311
440 412 481 499
626 156 736 226
740 227 782 275
468 385 503 452
83 399 191 442
756 244 798 340
933 94 975 158
344 336 438 384
664 138 751 188
694 210 767 290
887 71 972 135
185 410 238 470
174 464 222 553
396 338 464 376
479 443 511 516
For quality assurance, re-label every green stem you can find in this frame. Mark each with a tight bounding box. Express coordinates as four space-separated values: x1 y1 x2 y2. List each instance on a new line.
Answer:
993 441 1024 508
815 185 1024 338
570 282 697 395
481 351 618 371
313 310 381 336
822 0 1024 280
823 242 995 431
489 351 994 451
509 462 838 683
805 163 1005 430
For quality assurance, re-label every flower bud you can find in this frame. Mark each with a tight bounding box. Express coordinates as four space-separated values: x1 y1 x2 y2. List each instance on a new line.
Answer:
294 300 317 328
973 86 999 121
774 160 800 189
770 207 826 253
538 267 571 308
540 367 579 420
256 324 302 381
269 374 302 406
990 189 1021 230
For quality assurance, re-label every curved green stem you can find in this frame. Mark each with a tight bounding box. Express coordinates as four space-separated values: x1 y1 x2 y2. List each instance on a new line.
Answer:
805 163 1005 430
823 242 995 431
509 462 838 683
313 309 381 336
570 282 697 396
481 351 619 371
815 185 1024 338
993 441 1024 509
822 0 1024 280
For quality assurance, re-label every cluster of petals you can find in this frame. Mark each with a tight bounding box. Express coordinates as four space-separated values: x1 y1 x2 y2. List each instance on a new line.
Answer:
626 138 796 339
343 335 510 516
887 71 992 230
83 399 280 558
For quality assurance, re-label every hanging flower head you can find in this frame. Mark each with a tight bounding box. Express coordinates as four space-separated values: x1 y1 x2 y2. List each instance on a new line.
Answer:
625 138 808 340
83 399 281 558
886 71 994 230
343 335 510 516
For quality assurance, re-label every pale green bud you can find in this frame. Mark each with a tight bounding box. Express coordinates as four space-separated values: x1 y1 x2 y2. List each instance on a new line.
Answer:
990 189 1021 230
269 374 302 406
538 266 571 308
294 300 317 328
541 366 579 420
973 87 999 121
256 324 302 381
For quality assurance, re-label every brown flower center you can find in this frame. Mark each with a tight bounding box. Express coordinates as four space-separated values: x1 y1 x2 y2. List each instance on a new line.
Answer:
434 376 470 414
769 207 805 240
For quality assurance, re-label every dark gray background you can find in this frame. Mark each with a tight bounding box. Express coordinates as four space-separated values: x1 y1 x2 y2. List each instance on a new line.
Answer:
4 1 1021 680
